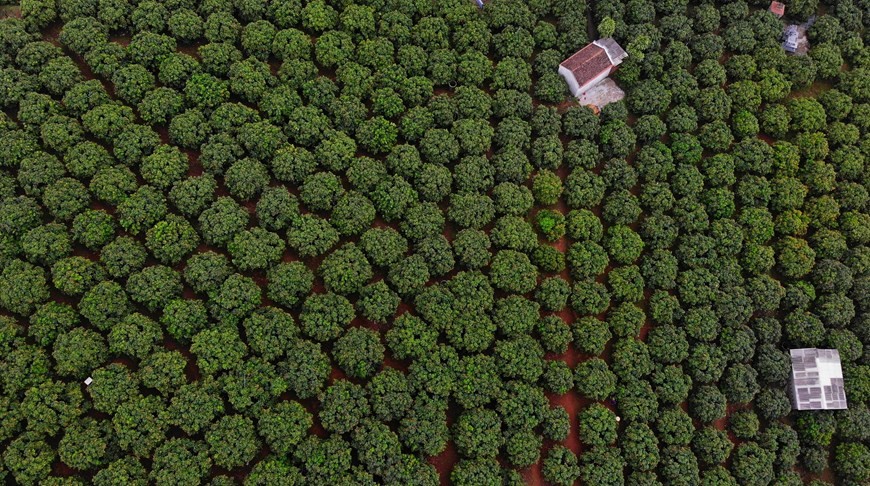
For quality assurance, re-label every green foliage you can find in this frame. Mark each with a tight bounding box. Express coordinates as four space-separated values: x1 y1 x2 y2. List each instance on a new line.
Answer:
622 422 659 472
167 381 223 435
22 379 84 436
198 197 248 246
578 403 618 447
150 439 210 485
333 327 383 379
256 400 311 457
139 350 187 395
3 2 869 483
731 442 775 486
107 312 160 359
58 418 110 471
489 249 538 294
386 313 438 361
243 307 297 362
191 326 246 375
3 432 56 485
113 395 169 457
541 445 582 485
206 415 259 469
319 380 370 434
209 273 261 323
228 227 284 271
279 339 330 399
367 368 412 422
568 241 609 279
126 265 182 312
145 215 198 265
573 316 612 355
657 407 695 446
357 116 398 154
450 458 501 486
659 445 699 485
299 292 354 342
183 251 232 295
86 364 137 414
454 408 503 458
319 243 372 295
267 261 313 308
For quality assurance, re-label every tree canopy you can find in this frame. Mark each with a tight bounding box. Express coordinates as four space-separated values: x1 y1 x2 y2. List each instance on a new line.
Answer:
1 0 868 483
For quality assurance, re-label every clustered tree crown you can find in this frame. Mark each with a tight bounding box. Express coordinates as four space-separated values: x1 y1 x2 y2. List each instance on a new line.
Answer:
0 0 869 484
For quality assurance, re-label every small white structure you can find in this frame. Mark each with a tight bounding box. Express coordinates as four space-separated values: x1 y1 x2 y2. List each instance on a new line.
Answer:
783 25 800 53
84 377 93 386
558 38 628 98
790 348 847 410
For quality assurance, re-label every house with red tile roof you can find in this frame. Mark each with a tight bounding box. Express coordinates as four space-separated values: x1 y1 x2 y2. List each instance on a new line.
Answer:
770 1 785 18
558 38 628 98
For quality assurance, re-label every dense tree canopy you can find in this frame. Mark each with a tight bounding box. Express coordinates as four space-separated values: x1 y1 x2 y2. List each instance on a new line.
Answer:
1 0 868 482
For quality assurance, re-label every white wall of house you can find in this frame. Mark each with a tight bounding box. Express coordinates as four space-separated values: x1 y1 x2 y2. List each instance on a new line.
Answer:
576 68 611 97
558 65 581 97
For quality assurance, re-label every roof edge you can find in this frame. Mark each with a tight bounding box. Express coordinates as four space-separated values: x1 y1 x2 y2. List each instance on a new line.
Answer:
558 42 603 68
593 38 628 66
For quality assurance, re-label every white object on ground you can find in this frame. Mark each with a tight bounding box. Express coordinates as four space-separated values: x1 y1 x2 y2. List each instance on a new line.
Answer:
577 78 626 109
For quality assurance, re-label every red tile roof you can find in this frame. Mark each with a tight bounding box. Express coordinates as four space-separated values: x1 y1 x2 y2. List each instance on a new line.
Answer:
769 1 785 17
560 44 613 88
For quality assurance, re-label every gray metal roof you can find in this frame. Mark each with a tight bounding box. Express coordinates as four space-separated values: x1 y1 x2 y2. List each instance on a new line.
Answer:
790 348 847 410
593 38 628 66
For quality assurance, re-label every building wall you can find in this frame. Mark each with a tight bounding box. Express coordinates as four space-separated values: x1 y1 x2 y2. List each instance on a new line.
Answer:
576 68 612 97
558 65 581 97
